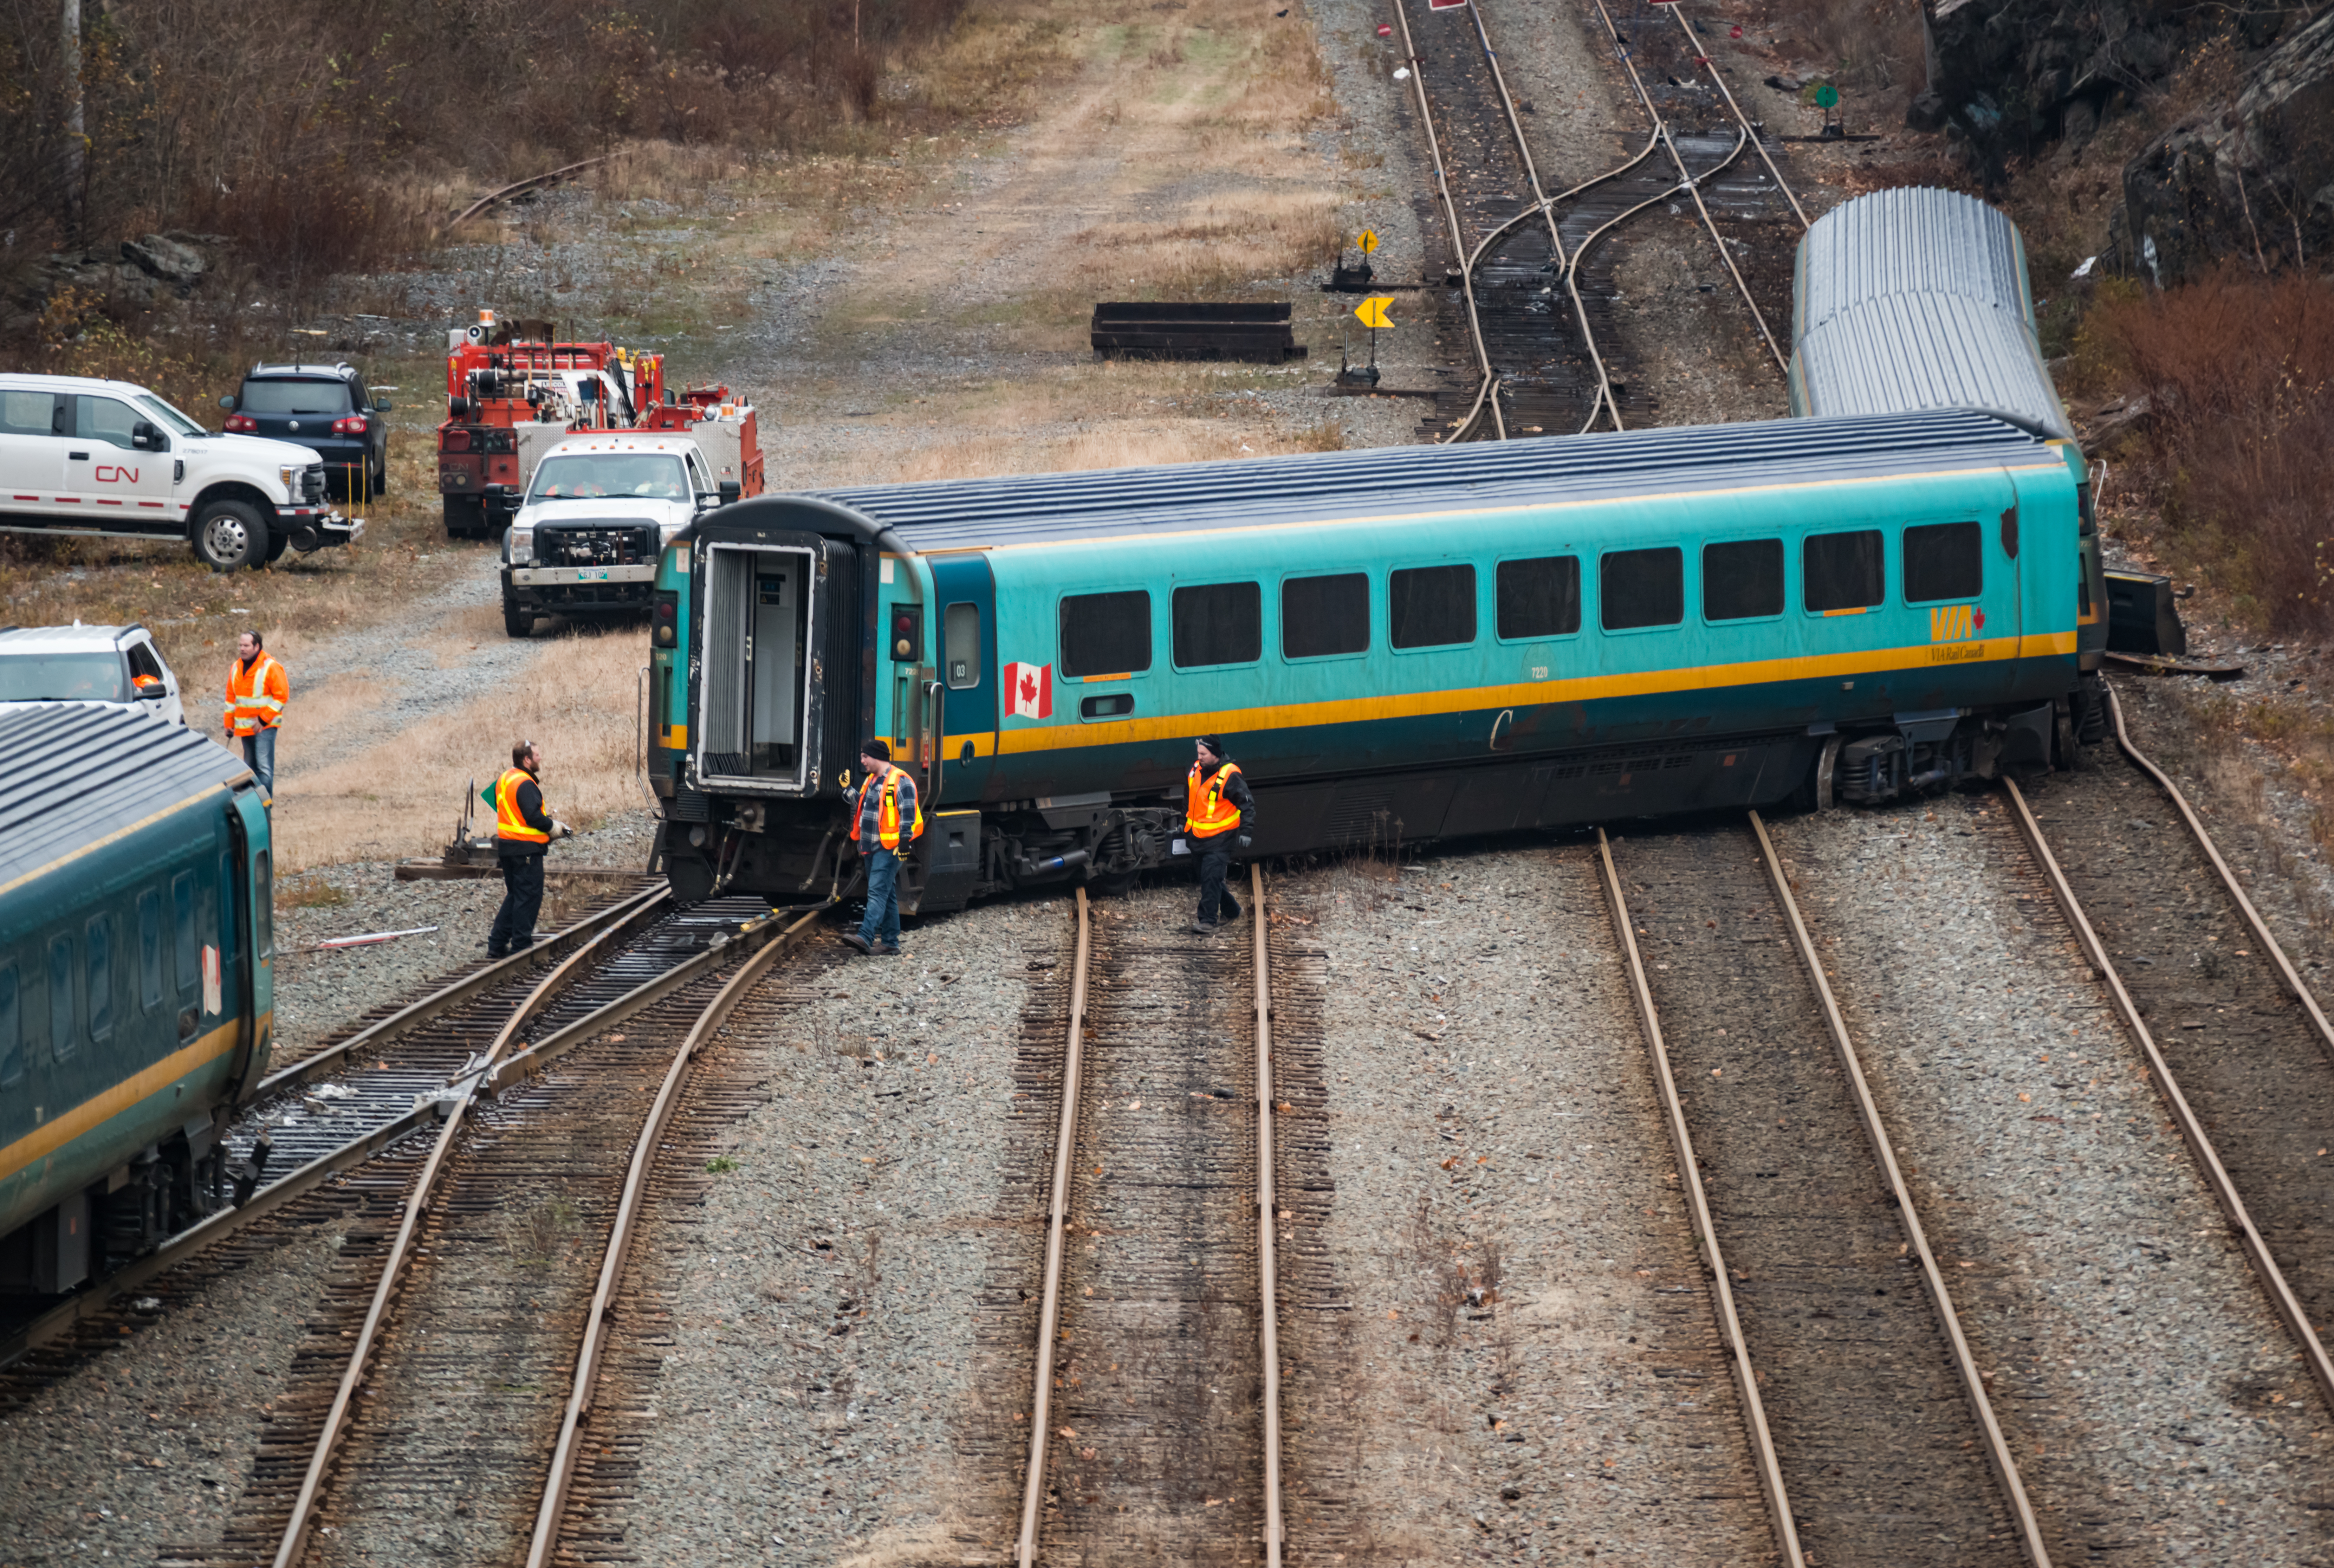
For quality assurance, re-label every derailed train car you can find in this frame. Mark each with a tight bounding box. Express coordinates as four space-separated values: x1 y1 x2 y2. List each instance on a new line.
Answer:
644 404 2108 915
0 707 274 1292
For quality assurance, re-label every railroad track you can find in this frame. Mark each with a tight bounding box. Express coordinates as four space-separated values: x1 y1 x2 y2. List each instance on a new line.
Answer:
1597 816 2049 1568
135 898 828 1568
1999 685 2334 1413
1389 0 1803 440
1009 872 1289 1565
0 877 671 1380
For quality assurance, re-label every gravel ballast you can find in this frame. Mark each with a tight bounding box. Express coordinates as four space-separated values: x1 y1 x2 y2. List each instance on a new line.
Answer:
1287 852 1775 1564
1771 797 2334 1565
594 898 1059 1564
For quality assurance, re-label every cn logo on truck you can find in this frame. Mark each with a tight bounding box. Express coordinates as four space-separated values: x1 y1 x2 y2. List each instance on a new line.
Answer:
94 465 140 484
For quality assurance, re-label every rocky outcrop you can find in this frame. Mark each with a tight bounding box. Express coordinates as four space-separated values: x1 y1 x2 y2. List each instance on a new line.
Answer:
121 233 209 290
1917 0 2298 162
2115 9 2334 283
0 231 227 341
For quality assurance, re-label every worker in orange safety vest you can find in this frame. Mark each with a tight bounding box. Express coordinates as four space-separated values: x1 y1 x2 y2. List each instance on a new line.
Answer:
841 739 922 957
1178 734 1254 935
223 630 288 796
487 739 573 958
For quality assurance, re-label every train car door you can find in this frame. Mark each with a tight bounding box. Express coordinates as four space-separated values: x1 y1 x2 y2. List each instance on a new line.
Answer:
926 552 999 803
222 789 275 1099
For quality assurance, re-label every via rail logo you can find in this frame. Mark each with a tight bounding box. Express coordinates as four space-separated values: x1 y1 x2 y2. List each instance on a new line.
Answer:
1929 604 1984 642
1928 603 1987 663
1005 661 1053 720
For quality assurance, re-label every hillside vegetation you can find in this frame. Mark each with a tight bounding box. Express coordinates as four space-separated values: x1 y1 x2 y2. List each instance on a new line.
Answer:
0 0 967 290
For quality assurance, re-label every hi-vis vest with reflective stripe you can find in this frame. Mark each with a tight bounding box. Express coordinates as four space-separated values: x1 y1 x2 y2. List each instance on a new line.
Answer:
496 766 550 845
851 771 923 850
224 653 285 737
1185 760 1243 839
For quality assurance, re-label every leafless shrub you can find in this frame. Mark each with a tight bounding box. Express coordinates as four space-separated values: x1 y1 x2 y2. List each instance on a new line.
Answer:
2081 268 2334 636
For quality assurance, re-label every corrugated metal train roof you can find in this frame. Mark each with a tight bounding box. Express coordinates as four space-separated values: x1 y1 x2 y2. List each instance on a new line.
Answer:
793 408 2054 549
1791 293 2074 441
0 707 251 894
1789 188 2070 443
1793 186 2035 342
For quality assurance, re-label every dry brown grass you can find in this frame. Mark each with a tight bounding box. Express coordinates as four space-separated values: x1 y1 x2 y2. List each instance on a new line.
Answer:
2075 268 2334 636
270 625 648 873
879 415 1343 482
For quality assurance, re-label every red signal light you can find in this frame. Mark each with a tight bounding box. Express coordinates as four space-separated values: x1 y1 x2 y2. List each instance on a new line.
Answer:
889 605 923 663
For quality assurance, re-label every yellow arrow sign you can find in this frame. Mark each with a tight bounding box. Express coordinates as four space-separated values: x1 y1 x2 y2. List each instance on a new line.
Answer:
1356 229 1380 255
1354 296 1395 329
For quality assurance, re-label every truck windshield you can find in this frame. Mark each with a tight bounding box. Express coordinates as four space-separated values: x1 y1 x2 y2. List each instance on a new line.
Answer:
530 454 690 501
133 394 208 437
0 653 126 702
238 380 351 414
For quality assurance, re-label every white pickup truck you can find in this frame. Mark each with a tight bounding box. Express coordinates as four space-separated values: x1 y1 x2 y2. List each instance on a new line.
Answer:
0 372 359 569
499 431 736 637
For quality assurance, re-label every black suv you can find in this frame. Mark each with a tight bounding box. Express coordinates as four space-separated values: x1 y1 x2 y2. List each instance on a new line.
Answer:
220 363 391 501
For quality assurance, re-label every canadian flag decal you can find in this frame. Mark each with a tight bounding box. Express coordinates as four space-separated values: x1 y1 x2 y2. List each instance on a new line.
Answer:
1004 661 1052 720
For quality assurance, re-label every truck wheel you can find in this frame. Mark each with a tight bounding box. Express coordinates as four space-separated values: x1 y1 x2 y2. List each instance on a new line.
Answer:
191 500 264 572
444 496 485 538
371 459 389 497
504 597 534 639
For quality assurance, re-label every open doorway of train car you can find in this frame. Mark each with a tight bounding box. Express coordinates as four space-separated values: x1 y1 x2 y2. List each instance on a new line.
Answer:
698 543 817 791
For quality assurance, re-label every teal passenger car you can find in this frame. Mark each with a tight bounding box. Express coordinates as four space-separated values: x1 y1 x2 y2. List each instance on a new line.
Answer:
0 706 273 1292
643 409 2106 914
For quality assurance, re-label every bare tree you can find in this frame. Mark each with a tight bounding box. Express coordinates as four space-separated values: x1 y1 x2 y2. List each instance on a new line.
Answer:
59 0 79 238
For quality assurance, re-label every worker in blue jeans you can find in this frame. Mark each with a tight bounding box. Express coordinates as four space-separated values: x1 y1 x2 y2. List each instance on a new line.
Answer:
841 740 922 957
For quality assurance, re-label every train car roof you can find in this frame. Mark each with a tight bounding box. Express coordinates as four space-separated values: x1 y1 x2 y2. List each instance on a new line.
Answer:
0 706 252 895
1791 295 2074 442
1792 186 2036 342
797 408 2060 550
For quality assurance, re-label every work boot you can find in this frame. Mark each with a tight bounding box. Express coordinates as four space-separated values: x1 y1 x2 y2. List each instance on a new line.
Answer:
873 942 902 957
840 932 873 954
1190 919 1218 935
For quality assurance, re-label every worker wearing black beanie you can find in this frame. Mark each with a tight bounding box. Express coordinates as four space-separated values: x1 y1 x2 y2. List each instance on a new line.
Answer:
1180 734 1254 934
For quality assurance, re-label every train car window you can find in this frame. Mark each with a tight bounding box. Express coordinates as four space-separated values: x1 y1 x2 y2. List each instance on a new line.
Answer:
1704 540 1784 621
1283 573 1369 659
1600 548 1684 631
1172 583 1262 668
944 603 981 689
138 889 163 1011
85 916 114 1043
1389 565 1477 649
1496 557 1580 639
0 963 18 1086
172 871 198 995
1059 591 1151 676
48 934 76 1057
254 850 274 959
1804 530 1885 613
1902 521 1983 602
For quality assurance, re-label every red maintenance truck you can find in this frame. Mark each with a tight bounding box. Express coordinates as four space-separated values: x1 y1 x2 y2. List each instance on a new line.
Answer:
433 311 766 538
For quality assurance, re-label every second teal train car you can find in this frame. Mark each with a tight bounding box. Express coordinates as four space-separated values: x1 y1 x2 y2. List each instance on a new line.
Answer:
644 408 2106 913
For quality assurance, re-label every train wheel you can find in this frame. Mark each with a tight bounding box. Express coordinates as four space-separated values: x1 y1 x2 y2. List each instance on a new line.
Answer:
2054 707 2087 771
